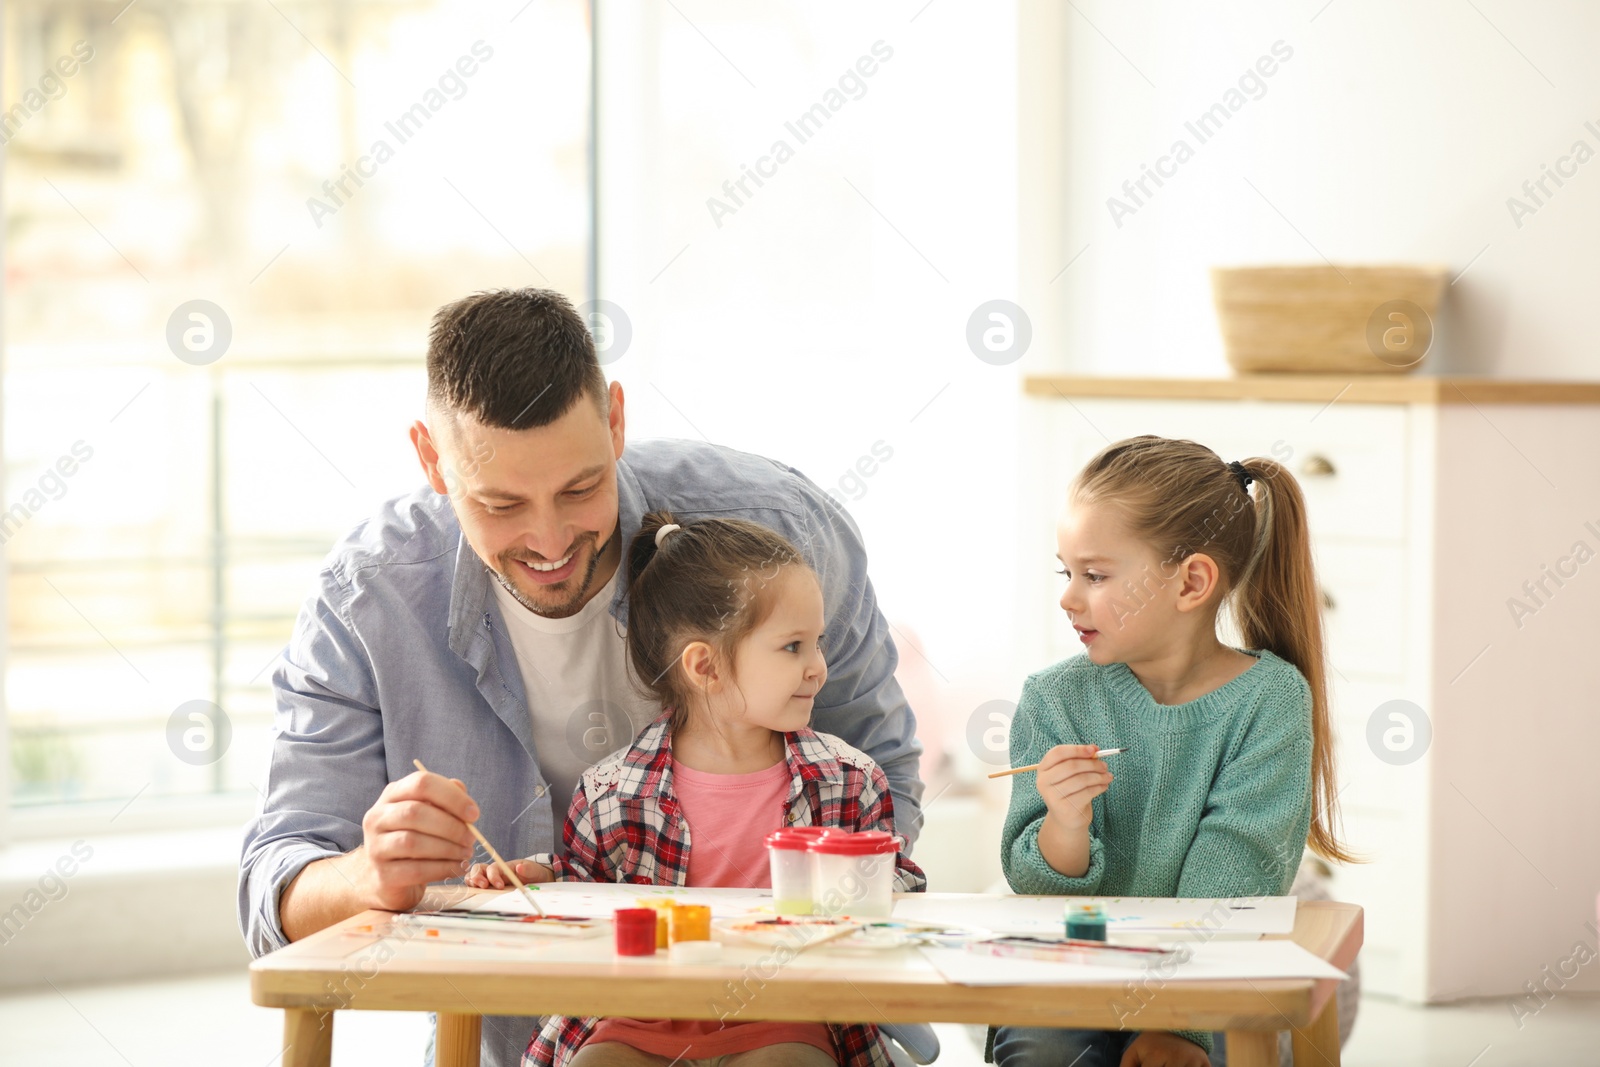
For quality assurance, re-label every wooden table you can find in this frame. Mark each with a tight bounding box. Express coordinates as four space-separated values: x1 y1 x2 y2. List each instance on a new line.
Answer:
250 891 1361 1067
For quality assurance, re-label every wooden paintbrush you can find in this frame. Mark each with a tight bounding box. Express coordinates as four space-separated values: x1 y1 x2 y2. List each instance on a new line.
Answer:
412 758 544 917
987 747 1129 779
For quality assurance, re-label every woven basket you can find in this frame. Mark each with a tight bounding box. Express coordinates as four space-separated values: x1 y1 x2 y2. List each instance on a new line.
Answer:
1211 265 1448 374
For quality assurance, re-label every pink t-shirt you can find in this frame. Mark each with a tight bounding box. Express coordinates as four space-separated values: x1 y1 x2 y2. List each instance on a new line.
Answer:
672 758 790 888
588 756 836 1062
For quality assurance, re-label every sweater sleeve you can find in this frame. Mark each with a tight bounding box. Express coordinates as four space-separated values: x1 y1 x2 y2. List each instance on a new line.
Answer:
1175 681 1314 899
999 673 1107 896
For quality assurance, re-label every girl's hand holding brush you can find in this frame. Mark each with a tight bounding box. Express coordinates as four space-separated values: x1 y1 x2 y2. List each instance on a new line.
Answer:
1036 744 1115 832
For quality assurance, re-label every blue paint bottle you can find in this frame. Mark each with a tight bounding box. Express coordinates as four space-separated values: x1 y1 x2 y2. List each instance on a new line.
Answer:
1064 902 1108 941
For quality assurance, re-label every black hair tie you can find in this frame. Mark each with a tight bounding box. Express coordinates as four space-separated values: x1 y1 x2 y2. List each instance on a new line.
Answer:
1228 460 1253 492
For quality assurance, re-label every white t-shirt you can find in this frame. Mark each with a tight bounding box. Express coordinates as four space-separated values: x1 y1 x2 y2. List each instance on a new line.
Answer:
489 566 662 818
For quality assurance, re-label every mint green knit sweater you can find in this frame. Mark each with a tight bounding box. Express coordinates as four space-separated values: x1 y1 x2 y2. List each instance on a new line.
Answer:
1000 648 1314 1056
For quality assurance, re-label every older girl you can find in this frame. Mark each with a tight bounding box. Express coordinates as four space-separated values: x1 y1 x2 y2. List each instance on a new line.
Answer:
995 436 1353 1067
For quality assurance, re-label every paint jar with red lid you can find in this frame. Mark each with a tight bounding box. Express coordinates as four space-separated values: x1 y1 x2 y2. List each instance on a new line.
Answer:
808 830 897 918
767 829 822 915
614 908 658 956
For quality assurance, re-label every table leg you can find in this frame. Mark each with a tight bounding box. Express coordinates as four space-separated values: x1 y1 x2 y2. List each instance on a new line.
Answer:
437 1012 483 1067
282 1008 333 1067
1291 994 1342 1067
1223 1029 1279 1067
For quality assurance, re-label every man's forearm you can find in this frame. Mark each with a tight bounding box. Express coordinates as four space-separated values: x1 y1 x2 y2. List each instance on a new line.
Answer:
278 850 371 943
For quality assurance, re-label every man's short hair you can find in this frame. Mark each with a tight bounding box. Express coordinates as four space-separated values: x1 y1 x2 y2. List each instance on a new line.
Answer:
426 288 608 430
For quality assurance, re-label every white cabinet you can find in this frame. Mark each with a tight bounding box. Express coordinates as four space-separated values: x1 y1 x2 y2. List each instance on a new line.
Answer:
1018 378 1600 1003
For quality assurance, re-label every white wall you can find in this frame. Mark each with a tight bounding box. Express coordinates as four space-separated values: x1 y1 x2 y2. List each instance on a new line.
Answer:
596 2 1028 822
1036 0 1600 379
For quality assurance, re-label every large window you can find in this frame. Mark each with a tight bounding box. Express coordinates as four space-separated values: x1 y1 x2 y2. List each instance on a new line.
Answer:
3 0 592 818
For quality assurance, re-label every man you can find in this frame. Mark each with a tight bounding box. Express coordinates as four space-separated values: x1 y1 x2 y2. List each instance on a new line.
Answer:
238 288 925 1067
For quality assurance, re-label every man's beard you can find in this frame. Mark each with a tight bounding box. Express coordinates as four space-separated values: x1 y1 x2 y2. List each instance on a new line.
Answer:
493 526 618 619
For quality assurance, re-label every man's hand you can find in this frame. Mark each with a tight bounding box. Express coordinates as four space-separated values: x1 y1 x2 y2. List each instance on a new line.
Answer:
464 859 555 889
1120 1032 1210 1067
354 769 482 911
1036 743 1113 832
279 769 494 942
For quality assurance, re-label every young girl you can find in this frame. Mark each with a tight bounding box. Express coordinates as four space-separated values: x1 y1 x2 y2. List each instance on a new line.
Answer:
468 510 925 1067
992 436 1354 1067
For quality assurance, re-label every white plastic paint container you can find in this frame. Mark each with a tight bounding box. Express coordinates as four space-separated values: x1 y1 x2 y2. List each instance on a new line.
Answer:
765 828 821 915
807 830 897 918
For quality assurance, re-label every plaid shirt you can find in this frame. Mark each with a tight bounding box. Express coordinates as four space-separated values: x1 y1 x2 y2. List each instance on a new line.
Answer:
525 713 926 1067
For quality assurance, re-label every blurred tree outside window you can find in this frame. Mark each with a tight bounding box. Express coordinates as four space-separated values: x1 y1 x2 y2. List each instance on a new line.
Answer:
3 0 592 812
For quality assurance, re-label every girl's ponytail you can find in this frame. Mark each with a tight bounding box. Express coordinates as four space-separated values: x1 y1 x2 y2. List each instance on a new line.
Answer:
1234 458 1357 865
626 509 679 594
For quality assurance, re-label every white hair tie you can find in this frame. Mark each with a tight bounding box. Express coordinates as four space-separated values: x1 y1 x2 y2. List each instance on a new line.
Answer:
654 523 681 548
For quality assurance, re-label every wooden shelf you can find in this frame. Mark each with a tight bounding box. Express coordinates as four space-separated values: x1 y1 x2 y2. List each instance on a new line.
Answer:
1023 374 1600 405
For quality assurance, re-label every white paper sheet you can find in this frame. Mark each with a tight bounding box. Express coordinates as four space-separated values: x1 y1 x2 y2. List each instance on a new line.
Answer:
891 893 1296 939
464 886 1298 941
919 939 1346 985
